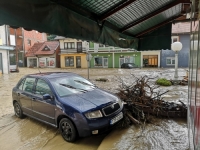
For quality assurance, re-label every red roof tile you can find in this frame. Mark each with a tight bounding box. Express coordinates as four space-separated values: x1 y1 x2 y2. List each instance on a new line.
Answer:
26 43 44 57
26 41 59 57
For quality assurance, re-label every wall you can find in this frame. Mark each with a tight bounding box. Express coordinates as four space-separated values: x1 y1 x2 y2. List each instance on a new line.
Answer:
23 30 47 51
90 52 141 68
0 25 7 45
0 49 9 74
60 53 87 68
90 53 113 68
161 34 190 68
59 38 89 50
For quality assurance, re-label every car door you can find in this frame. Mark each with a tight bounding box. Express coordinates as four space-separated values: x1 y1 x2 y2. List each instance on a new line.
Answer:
17 77 36 115
32 78 55 125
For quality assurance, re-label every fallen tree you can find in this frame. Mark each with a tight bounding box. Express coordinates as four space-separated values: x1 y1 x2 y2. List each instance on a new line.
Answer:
116 74 187 127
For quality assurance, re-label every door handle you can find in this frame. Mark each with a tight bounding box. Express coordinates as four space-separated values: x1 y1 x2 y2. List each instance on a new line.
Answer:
32 97 36 101
17 93 20 96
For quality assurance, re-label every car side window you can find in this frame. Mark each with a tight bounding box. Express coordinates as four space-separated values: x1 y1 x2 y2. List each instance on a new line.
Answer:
18 79 25 90
35 79 52 96
22 77 36 93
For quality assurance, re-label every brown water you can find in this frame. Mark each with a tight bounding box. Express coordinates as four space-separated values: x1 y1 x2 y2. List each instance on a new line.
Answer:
0 68 189 150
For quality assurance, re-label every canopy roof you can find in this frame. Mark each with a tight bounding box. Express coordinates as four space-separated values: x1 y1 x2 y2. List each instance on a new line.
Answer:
0 0 195 50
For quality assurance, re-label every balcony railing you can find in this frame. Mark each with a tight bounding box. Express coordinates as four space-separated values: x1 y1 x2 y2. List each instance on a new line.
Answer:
88 47 136 53
60 48 87 54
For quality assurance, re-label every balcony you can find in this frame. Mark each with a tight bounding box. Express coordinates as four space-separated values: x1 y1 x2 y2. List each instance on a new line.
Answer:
60 48 87 54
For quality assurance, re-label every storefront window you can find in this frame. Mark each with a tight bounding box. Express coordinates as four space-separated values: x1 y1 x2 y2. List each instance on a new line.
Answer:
94 57 102 67
65 57 74 67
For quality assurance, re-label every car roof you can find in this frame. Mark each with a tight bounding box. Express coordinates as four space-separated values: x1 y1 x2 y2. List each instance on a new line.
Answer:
25 72 79 79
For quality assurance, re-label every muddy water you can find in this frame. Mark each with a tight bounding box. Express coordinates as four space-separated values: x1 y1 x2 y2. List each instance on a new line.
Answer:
0 68 189 150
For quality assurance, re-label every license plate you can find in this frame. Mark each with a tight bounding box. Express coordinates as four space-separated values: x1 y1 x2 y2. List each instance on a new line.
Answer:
110 112 123 125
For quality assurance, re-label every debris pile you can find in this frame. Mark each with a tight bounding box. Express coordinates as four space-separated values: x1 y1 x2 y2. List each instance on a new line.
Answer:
116 75 187 127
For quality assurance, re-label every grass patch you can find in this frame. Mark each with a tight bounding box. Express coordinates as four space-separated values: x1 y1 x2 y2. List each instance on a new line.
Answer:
156 78 172 86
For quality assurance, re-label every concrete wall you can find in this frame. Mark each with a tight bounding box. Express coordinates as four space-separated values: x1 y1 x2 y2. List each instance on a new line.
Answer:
0 49 9 74
161 34 189 68
0 25 7 45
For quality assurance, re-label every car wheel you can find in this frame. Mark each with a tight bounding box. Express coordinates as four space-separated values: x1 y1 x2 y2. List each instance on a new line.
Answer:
59 118 77 142
13 102 25 118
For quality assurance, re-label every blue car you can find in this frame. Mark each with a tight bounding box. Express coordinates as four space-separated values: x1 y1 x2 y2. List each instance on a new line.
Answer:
12 72 124 142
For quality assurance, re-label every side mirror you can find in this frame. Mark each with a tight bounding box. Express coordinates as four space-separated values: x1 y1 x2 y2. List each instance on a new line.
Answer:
43 94 54 101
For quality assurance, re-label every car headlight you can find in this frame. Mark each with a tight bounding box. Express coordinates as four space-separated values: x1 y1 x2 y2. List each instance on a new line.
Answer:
85 110 103 119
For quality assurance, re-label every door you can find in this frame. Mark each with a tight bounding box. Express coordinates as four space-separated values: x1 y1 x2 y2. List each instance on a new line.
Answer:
119 58 124 68
18 77 36 115
77 42 82 53
76 56 81 68
32 79 55 125
103 58 108 68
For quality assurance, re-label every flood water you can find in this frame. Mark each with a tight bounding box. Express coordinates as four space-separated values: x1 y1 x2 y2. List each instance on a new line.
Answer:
0 68 189 150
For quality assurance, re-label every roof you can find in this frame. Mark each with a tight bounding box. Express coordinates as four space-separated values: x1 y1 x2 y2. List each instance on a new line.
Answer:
26 41 59 57
0 0 197 50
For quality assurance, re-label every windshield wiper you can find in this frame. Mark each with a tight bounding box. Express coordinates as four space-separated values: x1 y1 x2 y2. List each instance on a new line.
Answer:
59 83 88 92
74 80 96 88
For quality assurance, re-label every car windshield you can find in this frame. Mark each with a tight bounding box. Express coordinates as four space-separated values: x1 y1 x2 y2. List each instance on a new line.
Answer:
50 75 95 97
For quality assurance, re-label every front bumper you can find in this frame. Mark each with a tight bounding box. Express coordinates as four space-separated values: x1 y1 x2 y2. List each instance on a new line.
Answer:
74 110 123 137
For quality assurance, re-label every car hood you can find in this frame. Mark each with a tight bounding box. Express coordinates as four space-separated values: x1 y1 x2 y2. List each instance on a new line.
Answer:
60 88 118 112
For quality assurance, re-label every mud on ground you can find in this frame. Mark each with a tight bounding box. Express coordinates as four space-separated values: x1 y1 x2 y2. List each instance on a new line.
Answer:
0 68 188 150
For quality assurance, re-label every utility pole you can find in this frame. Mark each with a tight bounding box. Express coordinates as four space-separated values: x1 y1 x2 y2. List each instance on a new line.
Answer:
15 29 19 72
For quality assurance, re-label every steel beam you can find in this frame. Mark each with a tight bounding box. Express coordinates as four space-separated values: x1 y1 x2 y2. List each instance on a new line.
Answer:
99 0 137 21
121 0 191 32
135 14 183 37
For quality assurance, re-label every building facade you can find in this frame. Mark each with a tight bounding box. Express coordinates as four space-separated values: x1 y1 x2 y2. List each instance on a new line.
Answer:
55 37 88 69
0 25 47 73
88 42 140 68
160 22 190 68
26 41 60 68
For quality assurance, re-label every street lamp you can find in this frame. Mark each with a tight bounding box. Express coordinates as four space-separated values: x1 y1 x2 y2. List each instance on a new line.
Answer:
171 42 182 81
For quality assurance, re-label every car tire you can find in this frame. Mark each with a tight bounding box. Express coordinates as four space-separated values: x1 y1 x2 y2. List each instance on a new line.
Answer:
59 118 77 142
13 102 25 119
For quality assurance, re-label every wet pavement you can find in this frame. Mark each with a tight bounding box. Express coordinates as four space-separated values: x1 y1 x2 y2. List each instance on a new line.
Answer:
0 67 189 150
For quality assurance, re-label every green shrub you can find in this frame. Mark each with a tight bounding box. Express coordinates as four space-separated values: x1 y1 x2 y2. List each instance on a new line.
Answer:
156 78 172 86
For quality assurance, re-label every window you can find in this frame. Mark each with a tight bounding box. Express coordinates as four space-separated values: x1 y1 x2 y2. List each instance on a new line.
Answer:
27 39 31 46
64 42 75 49
171 36 179 43
18 79 25 90
22 78 36 93
99 44 104 47
166 57 175 65
94 57 102 67
35 79 52 96
65 57 74 67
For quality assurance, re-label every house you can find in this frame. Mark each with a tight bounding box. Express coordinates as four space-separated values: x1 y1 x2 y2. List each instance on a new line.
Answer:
88 42 140 68
0 25 47 73
55 36 88 68
26 41 60 68
160 22 193 68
